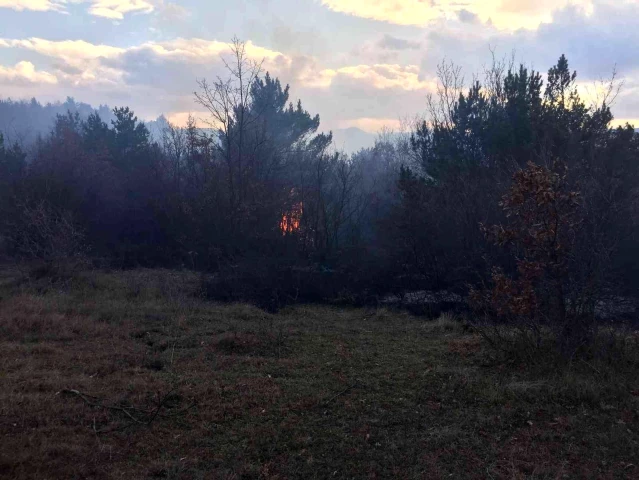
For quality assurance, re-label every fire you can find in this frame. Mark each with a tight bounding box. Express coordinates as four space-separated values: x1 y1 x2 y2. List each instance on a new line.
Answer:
280 201 303 235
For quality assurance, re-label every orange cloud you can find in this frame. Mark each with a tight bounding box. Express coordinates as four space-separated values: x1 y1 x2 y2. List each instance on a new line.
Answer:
321 0 594 30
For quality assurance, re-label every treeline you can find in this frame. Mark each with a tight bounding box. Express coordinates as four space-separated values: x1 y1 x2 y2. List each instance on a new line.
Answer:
1 44 638 324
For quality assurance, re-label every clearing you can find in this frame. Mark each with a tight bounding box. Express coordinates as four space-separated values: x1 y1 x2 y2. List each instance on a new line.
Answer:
1 269 638 479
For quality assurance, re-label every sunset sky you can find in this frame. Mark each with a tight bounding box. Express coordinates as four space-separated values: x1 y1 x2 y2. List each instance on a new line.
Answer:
1 0 638 142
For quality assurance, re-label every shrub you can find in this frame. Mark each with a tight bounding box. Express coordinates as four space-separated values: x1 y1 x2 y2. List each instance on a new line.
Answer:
7 200 90 278
199 259 342 312
471 161 607 358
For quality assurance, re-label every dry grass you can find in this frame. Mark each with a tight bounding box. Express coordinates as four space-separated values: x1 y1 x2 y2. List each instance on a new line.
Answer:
0 268 638 479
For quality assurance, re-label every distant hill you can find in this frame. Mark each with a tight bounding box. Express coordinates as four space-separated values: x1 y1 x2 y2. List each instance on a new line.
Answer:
0 98 201 151
0 97 379 155
331 127 377 153
0 97 115 148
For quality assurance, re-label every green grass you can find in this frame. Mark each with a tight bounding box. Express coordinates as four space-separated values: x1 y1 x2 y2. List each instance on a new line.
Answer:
0 268 638 479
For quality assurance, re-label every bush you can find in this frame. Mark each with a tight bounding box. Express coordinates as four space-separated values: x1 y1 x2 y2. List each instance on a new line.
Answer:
198 254 397 312
200 259 341 312
471 161 616 358
7 200 90 278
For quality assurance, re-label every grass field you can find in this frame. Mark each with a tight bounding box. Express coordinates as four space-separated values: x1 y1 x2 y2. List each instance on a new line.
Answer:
1 268 638 479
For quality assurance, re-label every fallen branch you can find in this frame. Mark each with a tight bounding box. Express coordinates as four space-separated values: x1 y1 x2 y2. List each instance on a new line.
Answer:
318 381 359 408
57 389 196 429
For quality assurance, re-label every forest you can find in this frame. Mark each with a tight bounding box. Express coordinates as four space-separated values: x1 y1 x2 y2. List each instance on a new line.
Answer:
2 40 639 479
1 42 639 350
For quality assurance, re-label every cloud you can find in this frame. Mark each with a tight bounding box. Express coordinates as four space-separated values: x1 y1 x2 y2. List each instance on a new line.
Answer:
0 0 66 12
0 35 439 134
8 7 639 140
128 38 286 64
338 117 401 133
0 36 296 116
415 1 639 83
0 61 58 85
0 38 125 86
457 9 478 24
320 0 594 31
87 0 154 19
154 1 188 22
377 35 420 51
0 0 156 18
270 25 327 57
113 38 416 101
317 64 434 91
0 37 124 61
2 1 639 146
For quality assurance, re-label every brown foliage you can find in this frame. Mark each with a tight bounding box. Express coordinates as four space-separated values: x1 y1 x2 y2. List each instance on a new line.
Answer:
471 161 590 354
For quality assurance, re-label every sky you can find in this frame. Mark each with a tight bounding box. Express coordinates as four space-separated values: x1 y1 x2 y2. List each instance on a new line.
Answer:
1 0 639 149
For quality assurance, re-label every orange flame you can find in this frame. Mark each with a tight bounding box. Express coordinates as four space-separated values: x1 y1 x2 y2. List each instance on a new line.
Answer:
280 201 303 235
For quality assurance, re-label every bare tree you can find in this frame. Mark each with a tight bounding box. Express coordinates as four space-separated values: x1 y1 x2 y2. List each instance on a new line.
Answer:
194 37 264 210
426 59 465 129
584 65 624 112
482 47 516 106
161 121 186 191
